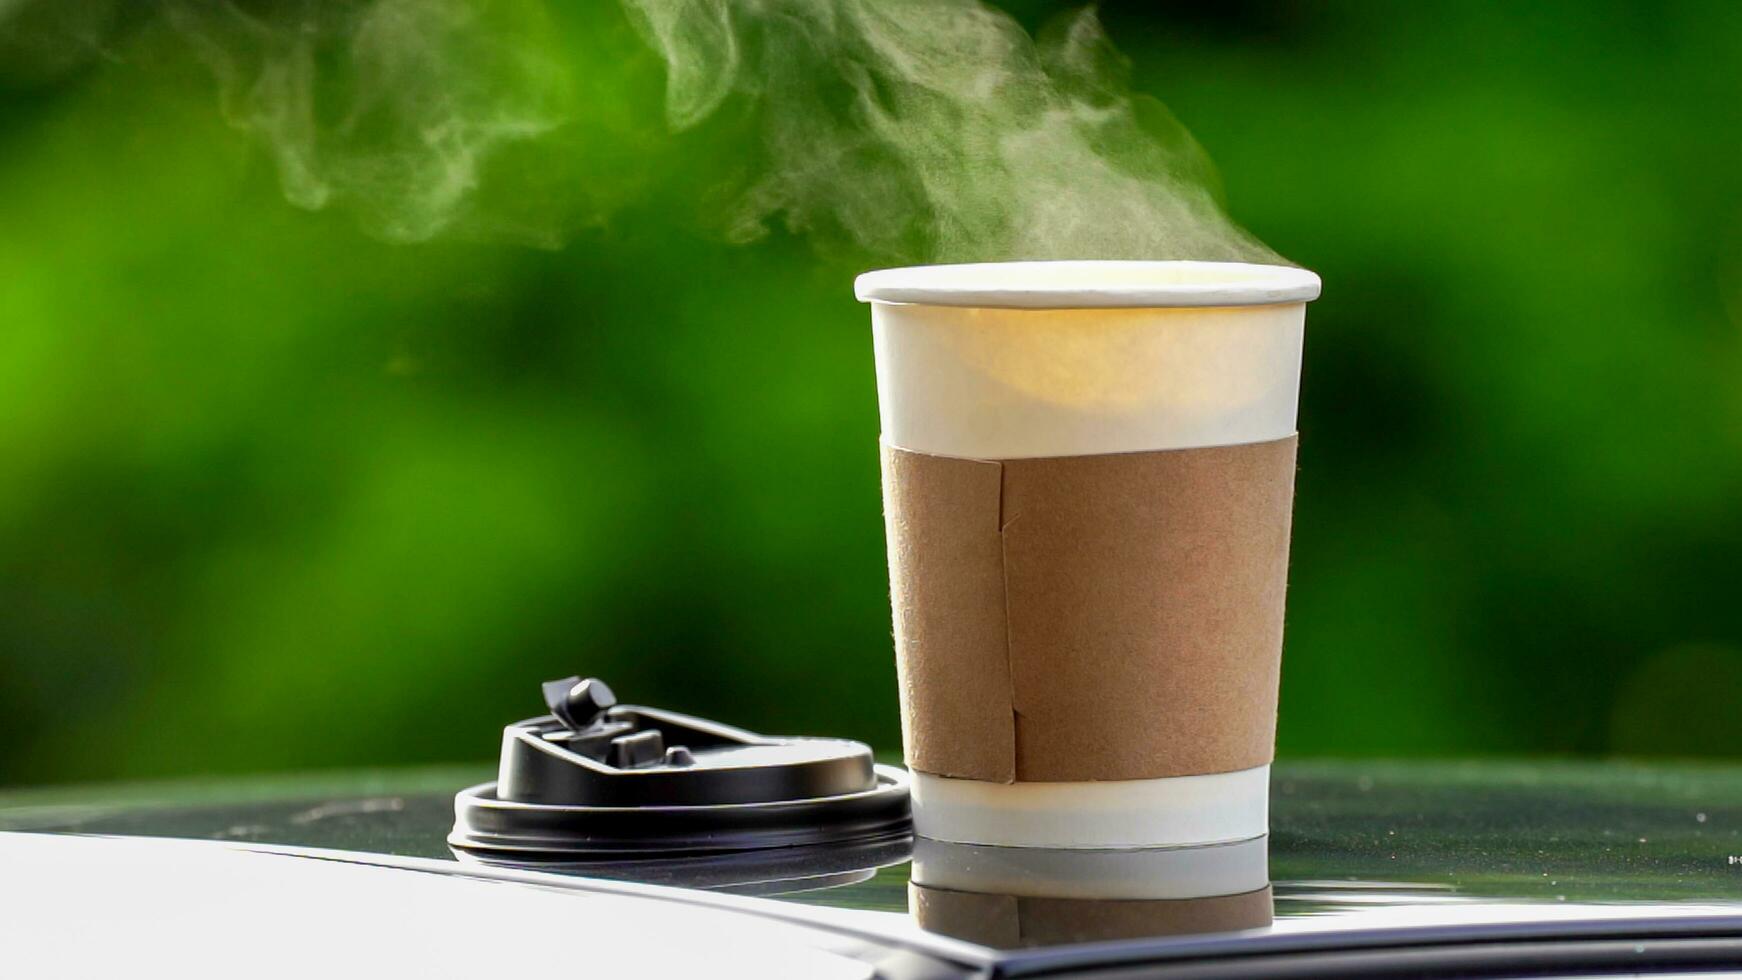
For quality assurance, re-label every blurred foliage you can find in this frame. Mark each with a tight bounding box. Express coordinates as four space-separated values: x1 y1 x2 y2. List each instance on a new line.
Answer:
1 0 1739 785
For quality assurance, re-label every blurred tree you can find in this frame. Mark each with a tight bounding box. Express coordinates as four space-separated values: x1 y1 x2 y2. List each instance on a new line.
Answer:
0 0 1738 784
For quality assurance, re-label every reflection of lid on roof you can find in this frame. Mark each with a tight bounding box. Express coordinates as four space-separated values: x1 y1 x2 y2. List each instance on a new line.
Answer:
855 260 1322 309
450 675 910 857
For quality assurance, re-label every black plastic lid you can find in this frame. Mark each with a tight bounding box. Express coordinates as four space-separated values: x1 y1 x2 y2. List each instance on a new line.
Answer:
449 676 910 858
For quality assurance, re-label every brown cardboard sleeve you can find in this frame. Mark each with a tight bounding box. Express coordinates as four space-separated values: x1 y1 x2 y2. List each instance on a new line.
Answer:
881 436 1297 783
909 883 1275 948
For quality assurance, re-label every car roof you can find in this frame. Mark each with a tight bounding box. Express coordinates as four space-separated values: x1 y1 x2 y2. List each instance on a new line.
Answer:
7 759 1742 975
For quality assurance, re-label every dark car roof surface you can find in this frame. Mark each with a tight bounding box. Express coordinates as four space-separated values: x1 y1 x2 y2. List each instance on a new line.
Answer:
6 759 1742 977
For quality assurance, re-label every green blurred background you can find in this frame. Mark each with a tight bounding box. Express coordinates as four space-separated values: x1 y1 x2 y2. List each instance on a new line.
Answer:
2 0 1739 787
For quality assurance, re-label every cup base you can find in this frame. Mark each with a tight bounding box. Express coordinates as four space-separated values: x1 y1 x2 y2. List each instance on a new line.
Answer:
910 765 1269 849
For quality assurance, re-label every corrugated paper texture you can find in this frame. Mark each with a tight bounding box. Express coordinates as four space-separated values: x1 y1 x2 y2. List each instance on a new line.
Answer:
881 436 1297 783
909 883 1275 947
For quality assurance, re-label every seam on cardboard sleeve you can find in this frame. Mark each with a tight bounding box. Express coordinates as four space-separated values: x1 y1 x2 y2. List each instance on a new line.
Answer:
998 460 1020 782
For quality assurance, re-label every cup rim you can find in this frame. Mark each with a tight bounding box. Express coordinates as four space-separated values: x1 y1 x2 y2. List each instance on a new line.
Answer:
854 260 1320 310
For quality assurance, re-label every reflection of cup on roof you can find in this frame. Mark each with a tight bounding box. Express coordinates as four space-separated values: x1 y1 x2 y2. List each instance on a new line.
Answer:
909 835 1273 948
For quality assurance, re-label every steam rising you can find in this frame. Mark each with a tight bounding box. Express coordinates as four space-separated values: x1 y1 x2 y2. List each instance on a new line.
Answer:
622 0 1278 263
163 0 578 245
9 0 1277 260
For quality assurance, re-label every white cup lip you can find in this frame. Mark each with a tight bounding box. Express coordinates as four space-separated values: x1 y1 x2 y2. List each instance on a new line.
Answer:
855 260 1321 310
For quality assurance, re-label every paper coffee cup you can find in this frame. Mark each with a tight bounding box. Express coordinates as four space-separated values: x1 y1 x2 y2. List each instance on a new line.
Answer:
856 260 1320 849
909 836 1273 947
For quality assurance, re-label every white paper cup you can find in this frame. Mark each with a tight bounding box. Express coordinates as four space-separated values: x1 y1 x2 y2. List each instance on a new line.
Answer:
857 260 1320 849
860 260 1317 460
